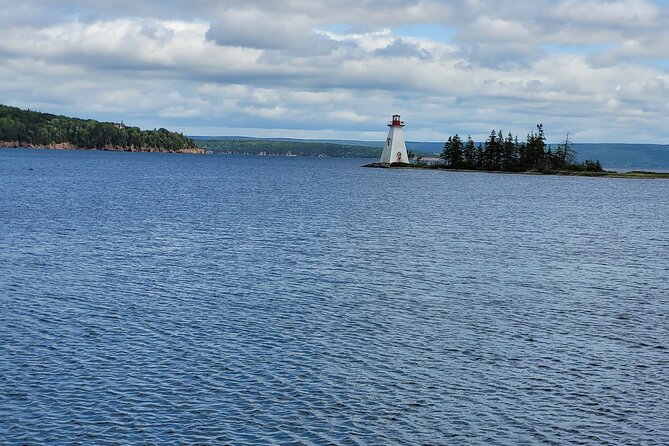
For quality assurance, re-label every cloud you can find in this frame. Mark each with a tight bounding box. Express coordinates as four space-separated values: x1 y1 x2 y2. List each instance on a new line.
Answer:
206 9 336 54
373 38 433 60
0 0 668 142
552 0 660 26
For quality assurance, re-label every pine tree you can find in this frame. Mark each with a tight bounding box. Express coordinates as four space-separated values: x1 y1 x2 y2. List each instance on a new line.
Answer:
441 136 453 164
484 130 498 170
475 144 485 168
554 132 576 169
524 124 547 170
463 136 475 167
441 134 464 167
502 132 516 170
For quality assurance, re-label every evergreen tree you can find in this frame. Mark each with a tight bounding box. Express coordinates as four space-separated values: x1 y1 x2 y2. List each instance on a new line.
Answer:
502 132 516 170
436 123 604 173
463 136 475 167
495 130 504 169
441 134 464 167
483 130 498 170
554 132 576 169
475 144 485 168
524 124 547 170
441 136 452 163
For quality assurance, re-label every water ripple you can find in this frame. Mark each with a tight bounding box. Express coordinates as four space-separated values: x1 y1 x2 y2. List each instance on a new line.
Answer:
1 150 668 444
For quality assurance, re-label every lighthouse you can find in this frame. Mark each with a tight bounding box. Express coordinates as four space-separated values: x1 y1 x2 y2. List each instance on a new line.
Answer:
379 114 409 164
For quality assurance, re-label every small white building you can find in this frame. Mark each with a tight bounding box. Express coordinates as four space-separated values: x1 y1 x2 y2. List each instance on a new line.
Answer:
379 114 409 164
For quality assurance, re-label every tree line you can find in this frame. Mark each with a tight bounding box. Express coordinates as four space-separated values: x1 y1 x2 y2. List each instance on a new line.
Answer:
0 104 197 151
438 124 602 172
196 138 381 158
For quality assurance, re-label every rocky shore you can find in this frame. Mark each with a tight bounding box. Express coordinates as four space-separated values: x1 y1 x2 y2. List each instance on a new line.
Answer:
363 161 669 178
0 141 205 154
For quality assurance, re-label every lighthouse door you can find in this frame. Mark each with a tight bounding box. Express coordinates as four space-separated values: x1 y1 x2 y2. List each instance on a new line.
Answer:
396 152 402 162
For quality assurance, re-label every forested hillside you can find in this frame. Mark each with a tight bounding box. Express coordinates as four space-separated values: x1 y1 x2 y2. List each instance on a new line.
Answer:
194 138 380 158
0 104 199 152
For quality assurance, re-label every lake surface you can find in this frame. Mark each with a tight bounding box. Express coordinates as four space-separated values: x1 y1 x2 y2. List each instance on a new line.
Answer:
1 148 668 445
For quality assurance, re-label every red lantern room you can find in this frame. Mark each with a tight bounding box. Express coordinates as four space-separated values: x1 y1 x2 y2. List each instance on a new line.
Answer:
388 114 405 127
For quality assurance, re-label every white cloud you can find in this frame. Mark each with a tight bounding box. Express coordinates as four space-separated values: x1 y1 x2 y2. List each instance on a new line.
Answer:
0 0 668 142
461 17 533 43
552 0 660 25
206 9 335 54
328 110 369 122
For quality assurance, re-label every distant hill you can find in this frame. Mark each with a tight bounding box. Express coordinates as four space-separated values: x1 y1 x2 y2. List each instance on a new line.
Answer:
0 104 201 153
192 136 669 168
191 136 439 158
193 138 381 158
3 107 663 166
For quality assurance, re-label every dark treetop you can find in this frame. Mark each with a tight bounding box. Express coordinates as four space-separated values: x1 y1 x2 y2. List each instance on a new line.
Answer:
438 125 602 173
0 104 198 152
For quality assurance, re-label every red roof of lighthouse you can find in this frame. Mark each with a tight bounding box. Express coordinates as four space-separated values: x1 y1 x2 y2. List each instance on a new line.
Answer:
388 114 405 127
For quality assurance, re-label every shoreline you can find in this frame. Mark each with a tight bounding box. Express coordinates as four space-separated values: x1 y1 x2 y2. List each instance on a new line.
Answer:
363 162 669 179
0 141 204 154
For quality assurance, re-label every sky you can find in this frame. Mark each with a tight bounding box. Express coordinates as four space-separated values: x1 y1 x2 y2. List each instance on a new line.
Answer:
1 0 669 143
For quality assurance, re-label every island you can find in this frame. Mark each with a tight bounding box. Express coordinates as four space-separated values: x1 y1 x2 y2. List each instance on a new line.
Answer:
0 104 203 154
366 124 669 179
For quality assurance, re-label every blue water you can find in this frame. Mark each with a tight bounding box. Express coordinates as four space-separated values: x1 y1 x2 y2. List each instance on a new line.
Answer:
1 148 668 445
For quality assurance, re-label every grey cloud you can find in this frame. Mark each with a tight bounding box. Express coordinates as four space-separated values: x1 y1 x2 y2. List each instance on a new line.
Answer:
1 0 669 142
207 22 337 55
642 77 668 95
462 43 536 69
0 0 460 29
374 39 433 60
140 23 175 41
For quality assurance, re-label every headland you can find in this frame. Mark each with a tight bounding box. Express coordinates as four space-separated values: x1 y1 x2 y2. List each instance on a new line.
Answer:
0 104 203 154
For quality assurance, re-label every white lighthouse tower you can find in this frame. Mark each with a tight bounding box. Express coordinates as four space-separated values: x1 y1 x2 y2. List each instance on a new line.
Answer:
379 114 409 164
